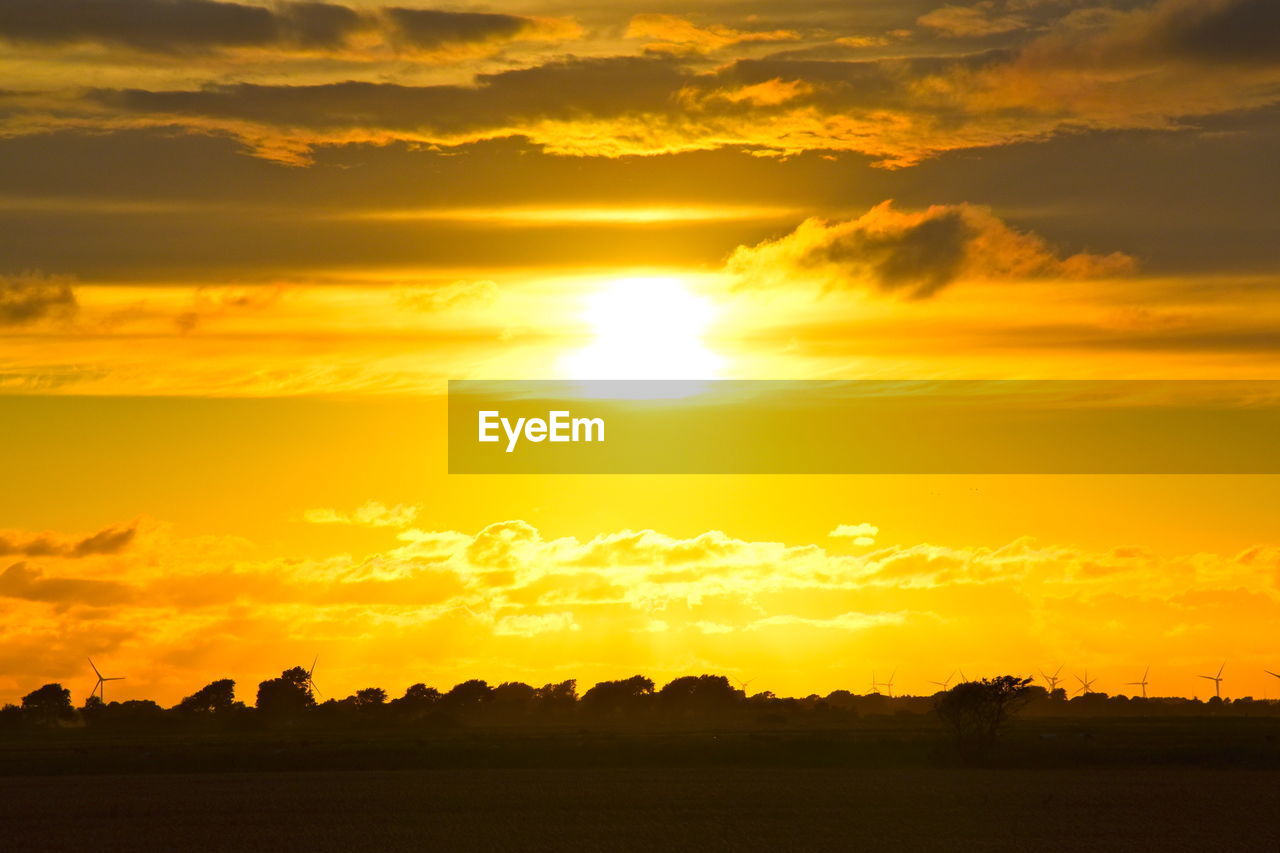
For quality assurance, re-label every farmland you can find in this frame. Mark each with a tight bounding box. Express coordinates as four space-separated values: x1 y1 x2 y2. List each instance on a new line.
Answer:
3 718 1280 851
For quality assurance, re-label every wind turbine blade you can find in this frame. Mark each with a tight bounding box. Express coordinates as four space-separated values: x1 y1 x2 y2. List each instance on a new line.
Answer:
1266 670 1280 680
87 658 102 678
1217 662 1225 678
310 654 319 677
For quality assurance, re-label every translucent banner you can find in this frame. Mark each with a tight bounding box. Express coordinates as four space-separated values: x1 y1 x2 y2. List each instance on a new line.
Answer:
448 380 1280 474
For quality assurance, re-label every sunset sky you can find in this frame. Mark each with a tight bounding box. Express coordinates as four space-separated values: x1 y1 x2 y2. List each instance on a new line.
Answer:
1 0 1279 705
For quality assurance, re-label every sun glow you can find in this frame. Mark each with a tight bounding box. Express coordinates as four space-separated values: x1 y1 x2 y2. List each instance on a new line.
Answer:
562 276 723 380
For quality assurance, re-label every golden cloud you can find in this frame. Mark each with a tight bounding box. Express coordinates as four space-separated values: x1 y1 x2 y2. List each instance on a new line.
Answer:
2 1 1273 168
304 500 420 529
726 200 1136 298
1 516 1278 703
625 14 799 54
918 3 1028 38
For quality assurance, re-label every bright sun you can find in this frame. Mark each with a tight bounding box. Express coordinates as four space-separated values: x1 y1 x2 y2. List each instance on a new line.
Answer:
562 276 723 380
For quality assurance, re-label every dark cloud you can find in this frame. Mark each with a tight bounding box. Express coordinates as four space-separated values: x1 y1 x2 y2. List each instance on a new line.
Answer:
727 201 1134 298
1149 0 1280 63
0 0 290 53
0 562 135 605
25 0 1268 170
92 55 686 134
0 273 78 325
383 8 530 51
0 0 568 55
0 525 138 558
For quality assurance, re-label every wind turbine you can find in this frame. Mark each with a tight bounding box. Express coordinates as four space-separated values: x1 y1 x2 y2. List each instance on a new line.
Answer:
1073 670 1097 696
87 657 124 702
1198 662 1225 699
1126 665 1150 699
306 654 324 700
732 676 756 694
1265 669 1280 681
875 669 896 698
1039 665 1064 693
929 670 957 691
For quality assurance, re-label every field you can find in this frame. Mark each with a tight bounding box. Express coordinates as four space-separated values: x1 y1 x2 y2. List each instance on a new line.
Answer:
4 765 1280 851
5 719 1280 851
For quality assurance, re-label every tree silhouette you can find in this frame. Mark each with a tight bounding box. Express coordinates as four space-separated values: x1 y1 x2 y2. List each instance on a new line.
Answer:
21 683 73 727
390 683 439 714
581 675 654 716
175 679 236 714
935 676 1033 760
442 679 492 712
352 687 386 708
492 681 537 713
658 675 741 716
255 666 315 716
535 679 577 713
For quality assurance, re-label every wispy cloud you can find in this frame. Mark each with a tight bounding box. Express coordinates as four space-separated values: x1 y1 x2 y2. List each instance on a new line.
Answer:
304 500 420 528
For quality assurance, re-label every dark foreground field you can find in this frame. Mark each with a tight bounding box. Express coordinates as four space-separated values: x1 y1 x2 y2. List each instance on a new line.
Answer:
4 765 1280 852
5 720 1280 851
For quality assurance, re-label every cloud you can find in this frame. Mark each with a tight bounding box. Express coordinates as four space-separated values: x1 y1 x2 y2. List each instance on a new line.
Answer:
173 284 286 333
0 273 78 326
1031 0 1280 66
830 524 879 546
0 0 578 59
746 611 907 632
726 201 1135 298
3 517 1279 703
395 280 497 312
918 4 1029 38
0 562 135 605
0 0 361 53
626 14 799 54
15 0 1275 168
0 524 137 558
384 7 581 55
304 500 419 529
492 611 579 637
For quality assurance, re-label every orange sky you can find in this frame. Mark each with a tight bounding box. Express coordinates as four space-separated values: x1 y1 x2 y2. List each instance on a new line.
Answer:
1 0 1278 706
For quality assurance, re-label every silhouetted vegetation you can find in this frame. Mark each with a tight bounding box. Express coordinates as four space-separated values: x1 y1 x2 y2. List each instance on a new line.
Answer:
4 669 1280 748
935 676 1034 761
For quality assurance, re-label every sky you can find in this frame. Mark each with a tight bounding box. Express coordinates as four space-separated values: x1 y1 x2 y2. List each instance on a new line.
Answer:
1 0 1278 705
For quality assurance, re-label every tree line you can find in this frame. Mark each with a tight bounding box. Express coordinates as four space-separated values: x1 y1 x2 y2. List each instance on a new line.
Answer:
6 668 1279 736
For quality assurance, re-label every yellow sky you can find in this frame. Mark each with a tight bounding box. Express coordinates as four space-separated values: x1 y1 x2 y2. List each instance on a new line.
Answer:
1 0 1278 705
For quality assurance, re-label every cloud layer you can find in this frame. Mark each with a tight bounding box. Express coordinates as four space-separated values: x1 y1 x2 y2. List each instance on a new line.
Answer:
2 515 1277 704
3 1 1279 166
